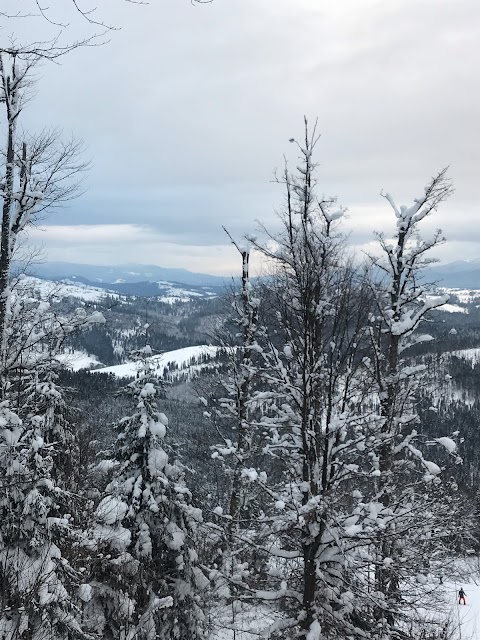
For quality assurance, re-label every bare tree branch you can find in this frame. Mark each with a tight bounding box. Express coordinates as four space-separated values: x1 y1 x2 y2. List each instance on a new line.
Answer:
1 0 211 34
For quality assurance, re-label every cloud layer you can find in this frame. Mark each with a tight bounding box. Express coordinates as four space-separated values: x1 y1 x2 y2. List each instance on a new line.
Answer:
2 0 478 273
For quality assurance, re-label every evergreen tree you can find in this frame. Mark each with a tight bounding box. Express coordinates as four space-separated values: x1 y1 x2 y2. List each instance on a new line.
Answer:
0 399 91 640
85 346 207 640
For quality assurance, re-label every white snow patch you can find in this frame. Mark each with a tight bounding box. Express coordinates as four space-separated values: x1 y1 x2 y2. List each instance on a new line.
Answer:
19 276 116 302
436 437 457 453
92 345 220 379
96 496 128 525
452 348 480 366
439 304 468 314
56 350 101 372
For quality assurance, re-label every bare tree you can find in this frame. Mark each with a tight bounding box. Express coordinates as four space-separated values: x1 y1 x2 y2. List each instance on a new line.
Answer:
212 229 262 537
361 171 471 637
0 50 88 394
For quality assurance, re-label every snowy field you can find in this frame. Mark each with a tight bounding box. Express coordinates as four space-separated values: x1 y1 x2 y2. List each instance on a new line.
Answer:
440 288 480 305
206 586 480 640
18 276 116 302
15 276 218 304
440 303 468 314
156 280 218 303
92 345 220 378
425 288 480 314
208 603 275 639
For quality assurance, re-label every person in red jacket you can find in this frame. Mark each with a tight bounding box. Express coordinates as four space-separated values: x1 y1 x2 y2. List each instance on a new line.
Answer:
459 588 466 605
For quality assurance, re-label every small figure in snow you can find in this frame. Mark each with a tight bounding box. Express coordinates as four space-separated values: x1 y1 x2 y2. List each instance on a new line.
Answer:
459 588 466 605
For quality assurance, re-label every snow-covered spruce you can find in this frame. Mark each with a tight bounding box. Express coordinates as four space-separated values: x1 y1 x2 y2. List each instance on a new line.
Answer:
0 401 91 640
84 347 207 640
20 361 80 490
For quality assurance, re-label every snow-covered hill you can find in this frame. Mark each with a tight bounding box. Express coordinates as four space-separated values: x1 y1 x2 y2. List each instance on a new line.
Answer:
17 276 116 302
430 261 480 289
92 345 221 379
56 350 102 371
449 579 480 639
431 288 480 314
155 281 218 303
442 288 480 305
16 274 222 304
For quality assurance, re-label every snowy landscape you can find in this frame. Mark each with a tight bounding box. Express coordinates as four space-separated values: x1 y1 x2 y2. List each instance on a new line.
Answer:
1 1 480 639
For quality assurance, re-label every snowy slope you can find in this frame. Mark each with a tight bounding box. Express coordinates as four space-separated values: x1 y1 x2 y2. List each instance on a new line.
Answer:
452 348 480 365
18 276 116 302
56 350 101 371
447 578 480 639
207 580 480 639
20 275 220 302
210 603 275 639
156 281 217 303
424 291 476 314
442 288 480 304
424 288 480 314
92 345 220 379
441 303 468 314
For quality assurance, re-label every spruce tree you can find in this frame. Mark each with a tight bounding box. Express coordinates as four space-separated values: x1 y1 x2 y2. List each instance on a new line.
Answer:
0 398 91 640
85 346 207 639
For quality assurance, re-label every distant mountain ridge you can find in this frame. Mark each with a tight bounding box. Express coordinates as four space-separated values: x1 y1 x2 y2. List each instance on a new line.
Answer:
429 260 480 289
10 261 233 298
15 259 480 292
19 261 229 287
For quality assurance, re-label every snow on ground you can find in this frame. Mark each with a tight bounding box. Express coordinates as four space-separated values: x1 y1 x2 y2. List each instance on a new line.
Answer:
440 288 480 304
440 303 468 314
452 348 480 366
426 294 468 314
159 295 192 304
17 276 115 303
413 558 480 639
157 281 217 303
207 580 480 640
92 345 220 378
56 350 101 371
446 578 480 639
209 603 276 639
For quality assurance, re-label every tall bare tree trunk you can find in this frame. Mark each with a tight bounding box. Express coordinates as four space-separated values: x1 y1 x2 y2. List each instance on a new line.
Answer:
0 60 17 396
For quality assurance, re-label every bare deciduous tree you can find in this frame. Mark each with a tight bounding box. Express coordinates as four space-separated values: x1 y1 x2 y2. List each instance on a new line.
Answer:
362 171 471 637
0 50 88 393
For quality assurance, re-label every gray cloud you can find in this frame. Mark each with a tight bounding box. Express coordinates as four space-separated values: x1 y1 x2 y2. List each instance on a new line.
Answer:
1 0 478 273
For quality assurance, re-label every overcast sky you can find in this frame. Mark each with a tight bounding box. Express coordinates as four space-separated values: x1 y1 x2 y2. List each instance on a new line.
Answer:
1 0 479 275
